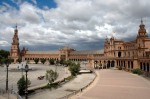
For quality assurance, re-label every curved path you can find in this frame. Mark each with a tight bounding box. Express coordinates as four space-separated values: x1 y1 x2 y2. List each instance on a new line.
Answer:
28 73 95 99
72 69 150 99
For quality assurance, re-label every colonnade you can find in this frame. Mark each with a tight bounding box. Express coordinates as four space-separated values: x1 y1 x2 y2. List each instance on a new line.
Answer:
116 60 134 70
140 62 150 73
93 60 115 69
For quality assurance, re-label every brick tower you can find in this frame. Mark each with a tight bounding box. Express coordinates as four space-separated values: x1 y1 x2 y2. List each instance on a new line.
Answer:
10 25 20 63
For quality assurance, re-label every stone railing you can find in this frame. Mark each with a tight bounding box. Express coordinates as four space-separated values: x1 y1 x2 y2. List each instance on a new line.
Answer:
58 70 97 99
0 88 22 99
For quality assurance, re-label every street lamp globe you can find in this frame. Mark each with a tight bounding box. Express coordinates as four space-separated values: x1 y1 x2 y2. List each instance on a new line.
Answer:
25 64 29 72
5 58 11 67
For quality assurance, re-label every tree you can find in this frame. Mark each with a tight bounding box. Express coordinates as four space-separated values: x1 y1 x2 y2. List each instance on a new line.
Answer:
0 50 10 58
46 69 58 85
66 60 73 66
0 58 5 65
34 58 39 64
17 75 26 95
49 59 55 65
17 57 22 63
59 59 65 65
40 58 46 64
0 50 10 65
17 75 31 95
0 58 12 66
69 62 80 76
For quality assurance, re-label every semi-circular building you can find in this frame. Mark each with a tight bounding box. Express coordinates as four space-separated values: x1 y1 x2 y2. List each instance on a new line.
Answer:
10 20 150 75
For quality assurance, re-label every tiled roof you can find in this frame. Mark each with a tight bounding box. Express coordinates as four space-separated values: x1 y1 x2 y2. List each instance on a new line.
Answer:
114 39 124 42
26 49 104 55
26 51 59 54
70 49 104 55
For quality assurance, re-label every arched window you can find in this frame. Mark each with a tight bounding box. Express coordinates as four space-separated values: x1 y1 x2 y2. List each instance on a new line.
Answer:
131 61 133 69
147 63 149 72
143 63 146 71
118 52 121 57
140 62 142 70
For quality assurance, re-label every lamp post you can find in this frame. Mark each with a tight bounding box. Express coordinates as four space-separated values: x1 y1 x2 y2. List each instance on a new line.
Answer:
5 58 11 91
25 64 29 99
6 63 9 91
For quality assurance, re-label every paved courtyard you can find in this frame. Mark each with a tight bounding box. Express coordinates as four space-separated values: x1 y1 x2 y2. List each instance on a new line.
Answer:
0 63 69 92
73 69 150 99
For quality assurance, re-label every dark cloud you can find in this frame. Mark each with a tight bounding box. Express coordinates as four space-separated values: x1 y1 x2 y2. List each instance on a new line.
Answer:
1 0 150 51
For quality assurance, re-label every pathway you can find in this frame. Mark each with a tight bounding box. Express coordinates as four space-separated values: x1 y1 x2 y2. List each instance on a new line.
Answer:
28 73 95 99
73 69 150 99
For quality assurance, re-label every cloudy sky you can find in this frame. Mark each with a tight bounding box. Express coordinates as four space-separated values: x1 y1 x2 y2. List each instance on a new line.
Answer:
0 0 150 51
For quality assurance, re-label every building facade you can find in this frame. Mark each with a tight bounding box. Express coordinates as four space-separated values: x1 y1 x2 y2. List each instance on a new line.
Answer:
10 20 150 75
102 20 150 75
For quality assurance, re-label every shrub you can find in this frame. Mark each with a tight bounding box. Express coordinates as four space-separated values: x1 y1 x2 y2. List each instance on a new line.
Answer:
65 76 74 81
118 66 122 70
132 68 142 75
17 57 22 63
44 82 60 89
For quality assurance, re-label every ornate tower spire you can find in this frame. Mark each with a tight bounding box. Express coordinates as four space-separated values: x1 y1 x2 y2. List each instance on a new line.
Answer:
16 23 17 28
14 23 18 34
10 24 20 63
137 19 148 38
141 18 143 24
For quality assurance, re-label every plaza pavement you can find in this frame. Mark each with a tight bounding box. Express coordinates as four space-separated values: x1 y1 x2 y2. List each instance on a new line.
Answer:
72 69 150 99
0 62 91 99
0 93 16 99
0 63 70 92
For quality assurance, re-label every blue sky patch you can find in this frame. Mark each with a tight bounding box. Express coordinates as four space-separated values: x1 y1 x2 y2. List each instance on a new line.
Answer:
0 0 57 10
36 0 57 9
